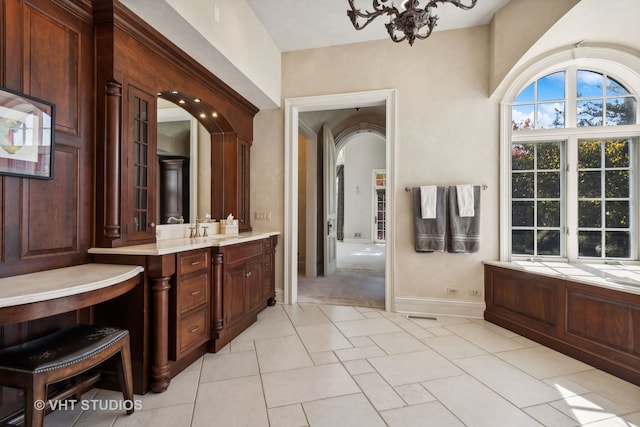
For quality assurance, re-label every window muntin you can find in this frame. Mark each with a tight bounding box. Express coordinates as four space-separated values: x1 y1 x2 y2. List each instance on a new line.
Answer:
511 142 563 257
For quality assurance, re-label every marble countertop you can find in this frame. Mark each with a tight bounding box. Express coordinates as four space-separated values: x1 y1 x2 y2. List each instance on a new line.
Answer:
0 263 144 308
88 230 281 256
484 260 640 296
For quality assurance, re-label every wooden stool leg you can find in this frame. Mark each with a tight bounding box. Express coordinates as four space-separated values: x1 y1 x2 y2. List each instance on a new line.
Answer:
115 336 135 415
25 376 47 427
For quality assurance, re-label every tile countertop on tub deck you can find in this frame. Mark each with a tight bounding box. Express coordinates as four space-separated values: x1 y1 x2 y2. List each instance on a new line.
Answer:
483 260 640 296
87 230 281 256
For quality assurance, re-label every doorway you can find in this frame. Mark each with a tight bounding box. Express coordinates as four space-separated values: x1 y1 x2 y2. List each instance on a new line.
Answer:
284 89 397 312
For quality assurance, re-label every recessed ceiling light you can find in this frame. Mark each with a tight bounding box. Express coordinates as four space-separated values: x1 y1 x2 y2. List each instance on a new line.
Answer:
212 112 218 118
194 98 201 103
178 99 186 104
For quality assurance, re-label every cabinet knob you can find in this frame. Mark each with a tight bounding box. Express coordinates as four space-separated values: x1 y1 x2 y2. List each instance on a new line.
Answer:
149 222 156 228
246 271 252 278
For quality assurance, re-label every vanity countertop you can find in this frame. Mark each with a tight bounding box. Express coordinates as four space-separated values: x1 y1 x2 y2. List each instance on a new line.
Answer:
88 230 280 256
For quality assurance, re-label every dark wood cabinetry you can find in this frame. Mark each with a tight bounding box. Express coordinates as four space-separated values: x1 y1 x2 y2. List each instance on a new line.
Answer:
210 236 277 352
484 264 640 387
170 249 210 361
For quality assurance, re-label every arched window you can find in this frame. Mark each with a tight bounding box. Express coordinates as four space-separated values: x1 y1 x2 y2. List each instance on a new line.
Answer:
503 59 640 262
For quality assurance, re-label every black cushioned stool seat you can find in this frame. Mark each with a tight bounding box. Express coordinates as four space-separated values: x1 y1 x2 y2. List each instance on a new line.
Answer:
0 324 134 427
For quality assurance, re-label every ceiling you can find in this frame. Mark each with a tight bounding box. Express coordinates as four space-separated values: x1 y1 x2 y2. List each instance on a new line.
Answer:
246 0 511 52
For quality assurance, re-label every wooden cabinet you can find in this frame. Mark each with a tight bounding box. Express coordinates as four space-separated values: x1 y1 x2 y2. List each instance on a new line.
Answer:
210 237 277 351
211 133 252 232
123 85 157 245
169 249 210 361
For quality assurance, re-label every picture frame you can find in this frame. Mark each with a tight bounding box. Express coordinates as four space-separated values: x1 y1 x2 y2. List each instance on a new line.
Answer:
0 87 55 179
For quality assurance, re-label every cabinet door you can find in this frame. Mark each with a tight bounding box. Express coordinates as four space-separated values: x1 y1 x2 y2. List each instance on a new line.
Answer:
224 263 248 329
237 138 251 232
125 86 157 244
246 257 263 312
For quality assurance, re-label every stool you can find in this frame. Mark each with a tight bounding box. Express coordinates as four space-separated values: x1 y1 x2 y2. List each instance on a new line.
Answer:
0 324 134 427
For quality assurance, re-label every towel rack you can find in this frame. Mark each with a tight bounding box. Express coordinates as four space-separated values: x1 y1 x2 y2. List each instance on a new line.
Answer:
405 184 488 192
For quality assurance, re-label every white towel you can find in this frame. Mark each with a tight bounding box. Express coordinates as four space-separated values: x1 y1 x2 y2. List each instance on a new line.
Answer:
456 184 475 217
420 186 437 219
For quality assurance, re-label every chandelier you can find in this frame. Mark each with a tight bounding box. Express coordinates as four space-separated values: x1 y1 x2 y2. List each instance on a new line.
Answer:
347 0 478 46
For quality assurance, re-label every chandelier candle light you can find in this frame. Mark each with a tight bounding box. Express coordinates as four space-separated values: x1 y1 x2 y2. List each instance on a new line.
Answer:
347 0 478 46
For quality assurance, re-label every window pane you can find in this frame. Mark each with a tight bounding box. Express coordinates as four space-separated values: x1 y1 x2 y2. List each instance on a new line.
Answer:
537 230 560 256
578 171 601 198
513 201 534 226
512 143 534 170
538 102 565 129
579 200 601 228
577 70 603 98
579 231 602 257
538 72 565 101
605 201 629 228
605 170 629 198
578 140 601 168
512 105 534 131
606 97 636 126
537 201 560 227
512 230 534 255
537 172 560 198
606 77 629 96
537 143 560 169
514 82 534 103
577 100 603 126
605 139 629 168
605 231 630 258
512 172 534 198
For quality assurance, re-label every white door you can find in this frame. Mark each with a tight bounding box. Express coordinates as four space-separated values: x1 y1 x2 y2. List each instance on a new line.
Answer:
322 124 337 276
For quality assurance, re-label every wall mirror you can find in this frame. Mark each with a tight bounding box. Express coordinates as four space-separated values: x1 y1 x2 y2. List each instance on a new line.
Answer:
157 97 211 225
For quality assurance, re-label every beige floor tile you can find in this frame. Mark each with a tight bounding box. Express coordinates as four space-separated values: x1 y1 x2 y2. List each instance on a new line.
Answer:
342 359 376 375
454 354 565 407
334 317 402 337
444 322 528 353
549 392 631 425
234 319 297 342
381 401 464 427
261 363 359 407
353 372 405 411
523 403 580 427
295 323 353 353
268 404 308 427
348 335 375 347
192 375 268 427
302 393 386 427
334 344 386 362
318 304 366 321
423 374 541 426
286 308 331 326
133 369 200 410
113 404 194 427
200 350 258 382
257 305 289 322
309 350 339 365
564 369 640 411
422 334 486 360
394 383 436 405
369 331 429 354
495 346 593 379
255 335 313 373
398 321 436 339
368 349 463 386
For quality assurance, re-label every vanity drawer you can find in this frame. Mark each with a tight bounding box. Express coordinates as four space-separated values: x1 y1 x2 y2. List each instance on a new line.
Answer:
179 250 209 275
225 241 263 265
178 273 208 314
179 306 209 355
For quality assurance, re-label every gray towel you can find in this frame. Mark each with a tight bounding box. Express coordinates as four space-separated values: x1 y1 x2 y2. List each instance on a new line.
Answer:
448 185 481 253
413 187 445 252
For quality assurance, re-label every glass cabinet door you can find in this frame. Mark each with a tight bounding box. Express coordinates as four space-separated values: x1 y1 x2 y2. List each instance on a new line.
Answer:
372 170 386 243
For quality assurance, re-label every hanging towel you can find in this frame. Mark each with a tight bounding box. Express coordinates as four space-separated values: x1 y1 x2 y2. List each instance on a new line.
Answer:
413 187 445 252
456 184 475 217
448 185 481 253
420 185 438 219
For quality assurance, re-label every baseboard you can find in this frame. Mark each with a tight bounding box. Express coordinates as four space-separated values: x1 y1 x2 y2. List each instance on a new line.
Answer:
394 296 485 319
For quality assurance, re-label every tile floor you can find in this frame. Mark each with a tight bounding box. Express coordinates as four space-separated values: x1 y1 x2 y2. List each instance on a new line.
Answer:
45 303 640 426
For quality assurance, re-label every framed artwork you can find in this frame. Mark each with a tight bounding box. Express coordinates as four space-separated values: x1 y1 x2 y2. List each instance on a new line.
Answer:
0 87 55 179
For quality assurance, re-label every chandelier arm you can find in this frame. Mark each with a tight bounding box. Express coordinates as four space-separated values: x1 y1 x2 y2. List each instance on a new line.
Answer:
348 0 398 30
427 0 478 11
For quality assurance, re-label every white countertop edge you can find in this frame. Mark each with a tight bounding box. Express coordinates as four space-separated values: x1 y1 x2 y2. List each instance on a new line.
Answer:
0 264 144 308
88 231 281 256
483 260 640 296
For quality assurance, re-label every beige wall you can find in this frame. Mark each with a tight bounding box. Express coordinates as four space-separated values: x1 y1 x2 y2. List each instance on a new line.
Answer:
253 25 501 309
